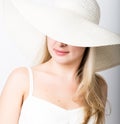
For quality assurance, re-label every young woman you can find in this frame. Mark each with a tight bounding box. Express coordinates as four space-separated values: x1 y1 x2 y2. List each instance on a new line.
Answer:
0 36 107 124
0 0 120 124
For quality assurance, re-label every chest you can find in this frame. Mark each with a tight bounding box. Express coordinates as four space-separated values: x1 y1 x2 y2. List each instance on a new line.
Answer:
19 96 86 124
32 73 81 110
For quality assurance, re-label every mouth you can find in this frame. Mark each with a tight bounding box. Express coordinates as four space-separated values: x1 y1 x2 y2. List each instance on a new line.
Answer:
53 49 69 56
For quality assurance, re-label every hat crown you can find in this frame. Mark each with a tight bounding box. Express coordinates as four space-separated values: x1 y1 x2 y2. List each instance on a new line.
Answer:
54 0 100 24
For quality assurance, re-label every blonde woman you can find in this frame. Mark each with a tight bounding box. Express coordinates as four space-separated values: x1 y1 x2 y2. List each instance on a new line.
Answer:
0 36 107 124
0 0 120 124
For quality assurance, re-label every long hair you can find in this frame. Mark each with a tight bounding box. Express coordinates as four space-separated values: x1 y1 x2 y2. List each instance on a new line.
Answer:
35 37 107 124
75 48 107 124
33 36 51 65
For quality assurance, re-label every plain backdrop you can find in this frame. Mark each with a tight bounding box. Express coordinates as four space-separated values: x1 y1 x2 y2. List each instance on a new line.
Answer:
0 0 120 124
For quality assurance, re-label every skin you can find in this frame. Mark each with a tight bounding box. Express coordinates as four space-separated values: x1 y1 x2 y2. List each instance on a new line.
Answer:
0 37 107 124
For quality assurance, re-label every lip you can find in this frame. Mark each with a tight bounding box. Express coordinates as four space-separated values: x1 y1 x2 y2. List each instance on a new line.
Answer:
54 49 69 56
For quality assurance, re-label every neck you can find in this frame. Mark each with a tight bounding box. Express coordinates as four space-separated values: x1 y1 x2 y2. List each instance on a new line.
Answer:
47 59 80 79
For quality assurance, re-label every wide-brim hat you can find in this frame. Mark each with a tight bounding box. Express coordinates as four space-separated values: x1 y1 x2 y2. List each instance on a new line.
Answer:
2 0 120 71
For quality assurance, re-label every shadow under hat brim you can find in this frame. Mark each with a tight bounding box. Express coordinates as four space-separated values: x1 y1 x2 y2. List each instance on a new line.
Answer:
3 0 120 71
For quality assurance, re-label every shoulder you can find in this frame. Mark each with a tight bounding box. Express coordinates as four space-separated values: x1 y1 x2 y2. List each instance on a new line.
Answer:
8 66 29 78
2 67 30 97
6 67 29 86
0 67 31 121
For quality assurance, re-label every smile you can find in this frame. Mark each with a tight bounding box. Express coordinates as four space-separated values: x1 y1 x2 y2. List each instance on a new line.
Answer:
54 49 69 56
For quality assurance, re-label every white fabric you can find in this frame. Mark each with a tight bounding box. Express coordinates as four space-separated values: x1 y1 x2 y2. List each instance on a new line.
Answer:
18 67 95 124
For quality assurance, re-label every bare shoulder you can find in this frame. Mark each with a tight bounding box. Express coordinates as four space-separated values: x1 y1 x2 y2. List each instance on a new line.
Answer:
0 67 30 123
0 67 30 99
6 67 29 88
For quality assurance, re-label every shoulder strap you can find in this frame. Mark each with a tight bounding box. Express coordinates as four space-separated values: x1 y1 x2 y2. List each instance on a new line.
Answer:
27 67 34 96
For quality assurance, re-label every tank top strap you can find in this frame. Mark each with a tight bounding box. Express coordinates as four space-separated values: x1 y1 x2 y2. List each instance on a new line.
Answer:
26 67 34 96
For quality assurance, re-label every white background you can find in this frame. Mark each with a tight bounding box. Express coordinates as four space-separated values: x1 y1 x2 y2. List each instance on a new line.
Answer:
0 0 120 123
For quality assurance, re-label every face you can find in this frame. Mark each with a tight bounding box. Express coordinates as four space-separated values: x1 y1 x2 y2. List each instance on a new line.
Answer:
47 37 86 66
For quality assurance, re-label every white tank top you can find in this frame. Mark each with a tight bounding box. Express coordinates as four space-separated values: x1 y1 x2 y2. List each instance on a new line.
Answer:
18 67 95 124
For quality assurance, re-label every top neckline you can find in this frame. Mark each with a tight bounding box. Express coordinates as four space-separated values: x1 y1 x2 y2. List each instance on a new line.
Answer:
25 95 84 113
26 67 84 113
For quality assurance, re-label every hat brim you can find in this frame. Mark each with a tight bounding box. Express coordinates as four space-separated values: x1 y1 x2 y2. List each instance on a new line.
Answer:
2 0 120 71
11 0 120 47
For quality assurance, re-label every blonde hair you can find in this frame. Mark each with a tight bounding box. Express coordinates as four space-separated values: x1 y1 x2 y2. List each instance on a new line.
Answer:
75 48 107 124
33 36 51 65
36 37 107 124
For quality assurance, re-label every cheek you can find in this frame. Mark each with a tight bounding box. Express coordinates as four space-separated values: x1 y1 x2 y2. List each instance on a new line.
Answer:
72 47 85 57
47 39 56 47
47 39 56 52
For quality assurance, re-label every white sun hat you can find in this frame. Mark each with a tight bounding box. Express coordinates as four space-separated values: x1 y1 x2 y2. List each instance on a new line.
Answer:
2 0 120 71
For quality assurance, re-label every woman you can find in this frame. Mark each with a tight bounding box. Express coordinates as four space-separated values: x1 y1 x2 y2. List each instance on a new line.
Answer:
0 36 107 124
0 0 120 124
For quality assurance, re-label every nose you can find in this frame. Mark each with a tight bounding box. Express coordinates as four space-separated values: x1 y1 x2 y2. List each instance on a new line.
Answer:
57 42 67 47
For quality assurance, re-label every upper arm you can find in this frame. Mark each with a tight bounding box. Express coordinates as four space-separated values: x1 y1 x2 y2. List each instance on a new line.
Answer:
0 67 29 124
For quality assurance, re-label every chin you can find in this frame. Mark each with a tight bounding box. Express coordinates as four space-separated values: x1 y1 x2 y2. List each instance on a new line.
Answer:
53 57 73 65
